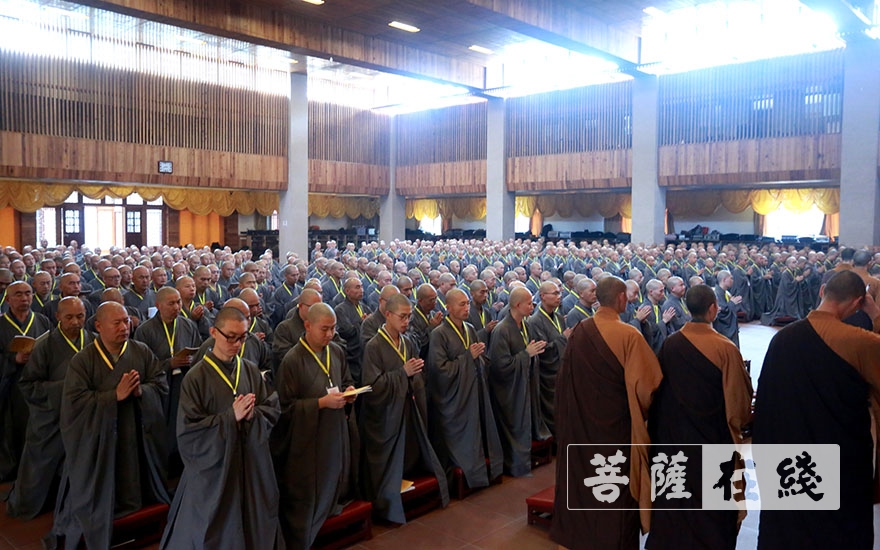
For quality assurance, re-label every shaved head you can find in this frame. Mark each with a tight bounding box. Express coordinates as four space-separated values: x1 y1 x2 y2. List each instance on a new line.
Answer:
446 288 467 304
596 276 627 311
95 301 126 323
222 297 249 318
307 302 336 324
509 287 532 308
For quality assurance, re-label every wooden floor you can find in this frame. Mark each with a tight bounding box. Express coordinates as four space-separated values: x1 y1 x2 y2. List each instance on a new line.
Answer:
3 322 879 550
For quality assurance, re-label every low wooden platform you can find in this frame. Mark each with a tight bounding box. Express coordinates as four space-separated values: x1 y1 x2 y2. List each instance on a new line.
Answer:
313 500 373 549
531 438 553 468
450 465 502 500
400 474 443 521
526 486 555 528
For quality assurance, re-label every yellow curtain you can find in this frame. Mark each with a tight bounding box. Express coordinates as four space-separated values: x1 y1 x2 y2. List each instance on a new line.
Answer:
824 212 840 237
516 193 630 219
406 199 440 221
0 180 279 216
309 195 380 219
516 196 537 218
621 217 632 233
667 188 839 217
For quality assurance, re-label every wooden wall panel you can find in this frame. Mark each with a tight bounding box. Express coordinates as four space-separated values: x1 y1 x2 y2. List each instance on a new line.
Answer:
0 132 286 190
308 160 389 195
224 213 241 250
506 150 632 192
19 213 36 250
658 135 840 187
165 206 180 246
395 160 486 196
396 103 487 166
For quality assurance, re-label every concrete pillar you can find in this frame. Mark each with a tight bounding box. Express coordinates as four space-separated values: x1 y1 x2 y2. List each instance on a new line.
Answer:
839 39 880 247
486 97 515 241
278 67 309 259
630 74 666 246
380 115 406 243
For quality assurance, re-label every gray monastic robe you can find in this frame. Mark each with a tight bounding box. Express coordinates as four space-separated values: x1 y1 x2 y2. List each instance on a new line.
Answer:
487 315 550 477
123 289 156 321
195 333 273 380
6 327 92 518
160 352 283 549
427 320 503 490
53 339 170 549
272 314 306 368
133 314 202 460
360 330 448 523
334 300 371 385
528 307 568 435
271 341 359 549
0 310 52 480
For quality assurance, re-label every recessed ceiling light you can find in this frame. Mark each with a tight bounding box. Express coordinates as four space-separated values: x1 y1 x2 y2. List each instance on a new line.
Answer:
469 45 494 55
643 6 665 17
388 21 420 33
301 0 325 5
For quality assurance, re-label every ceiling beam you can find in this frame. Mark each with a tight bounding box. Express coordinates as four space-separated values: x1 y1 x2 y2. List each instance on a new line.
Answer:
463 0 642 68
70 0 488 89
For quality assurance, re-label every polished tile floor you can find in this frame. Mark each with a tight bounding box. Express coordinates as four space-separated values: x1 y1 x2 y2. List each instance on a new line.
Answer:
3 322 879 549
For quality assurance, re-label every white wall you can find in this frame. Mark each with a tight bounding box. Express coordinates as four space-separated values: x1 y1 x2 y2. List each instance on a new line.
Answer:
238 214 260 233
674 206 756 236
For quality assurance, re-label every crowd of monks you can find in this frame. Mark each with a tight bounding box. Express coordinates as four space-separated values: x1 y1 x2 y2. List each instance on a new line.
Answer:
0 235 879 549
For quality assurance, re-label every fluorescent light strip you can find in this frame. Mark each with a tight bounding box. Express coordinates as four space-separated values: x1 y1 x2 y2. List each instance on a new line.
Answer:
388 21 420 33
177 35 206 45
643 6 665 17
301 0 325 5
468 44 493 55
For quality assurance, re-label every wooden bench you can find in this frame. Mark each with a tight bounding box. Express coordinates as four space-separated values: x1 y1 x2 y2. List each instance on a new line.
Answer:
110 503 170 547
400 474 443 521
531 438 553 468
313 500 373 549
450 464 502 500
526 486 555 528
54 502 170 549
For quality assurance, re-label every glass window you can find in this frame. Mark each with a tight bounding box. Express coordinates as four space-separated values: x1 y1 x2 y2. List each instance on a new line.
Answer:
63 209 80 234
126 193 144 205
64 192 80 204
126 210 141 233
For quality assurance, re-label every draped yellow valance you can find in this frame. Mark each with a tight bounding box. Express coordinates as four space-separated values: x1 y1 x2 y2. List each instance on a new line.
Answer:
0 181 280 216
308 195 380 219
519 194 632 219
407 194 632 222
666 188 840 217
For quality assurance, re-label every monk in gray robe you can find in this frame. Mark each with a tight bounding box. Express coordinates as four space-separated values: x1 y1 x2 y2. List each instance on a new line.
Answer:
123 266 156 321
333 278 371 384
51 302 170 549
361 285 399 346
361 294 448 523
161 308 283 549
272 288 321 367
528 281 572 435
6 297 91 519
409 283 443 360
427 288 503 492
272 303 359 548
0 281 52 481
133 287 202 473
564 278 597 329
466 279 498 344
194 298 273 380
487 286 549 477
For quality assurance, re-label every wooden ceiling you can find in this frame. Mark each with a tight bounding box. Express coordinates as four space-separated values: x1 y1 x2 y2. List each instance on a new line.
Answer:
74 0 706 87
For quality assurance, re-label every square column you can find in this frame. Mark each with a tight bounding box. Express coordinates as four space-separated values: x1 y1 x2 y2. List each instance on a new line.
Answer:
486 97 515 241
380 115 406 243
631 74 666 246
278 68 309 259
839 39 880 247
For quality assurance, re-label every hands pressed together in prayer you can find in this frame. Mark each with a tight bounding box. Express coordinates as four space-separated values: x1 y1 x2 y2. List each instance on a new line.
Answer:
469 342 486 359
485 319 499 333
635 304 652 322
429 311 444 327
526 340 547 357
233 393 256 421
404 357 424 377
662 307 677 324
116 370 142 401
